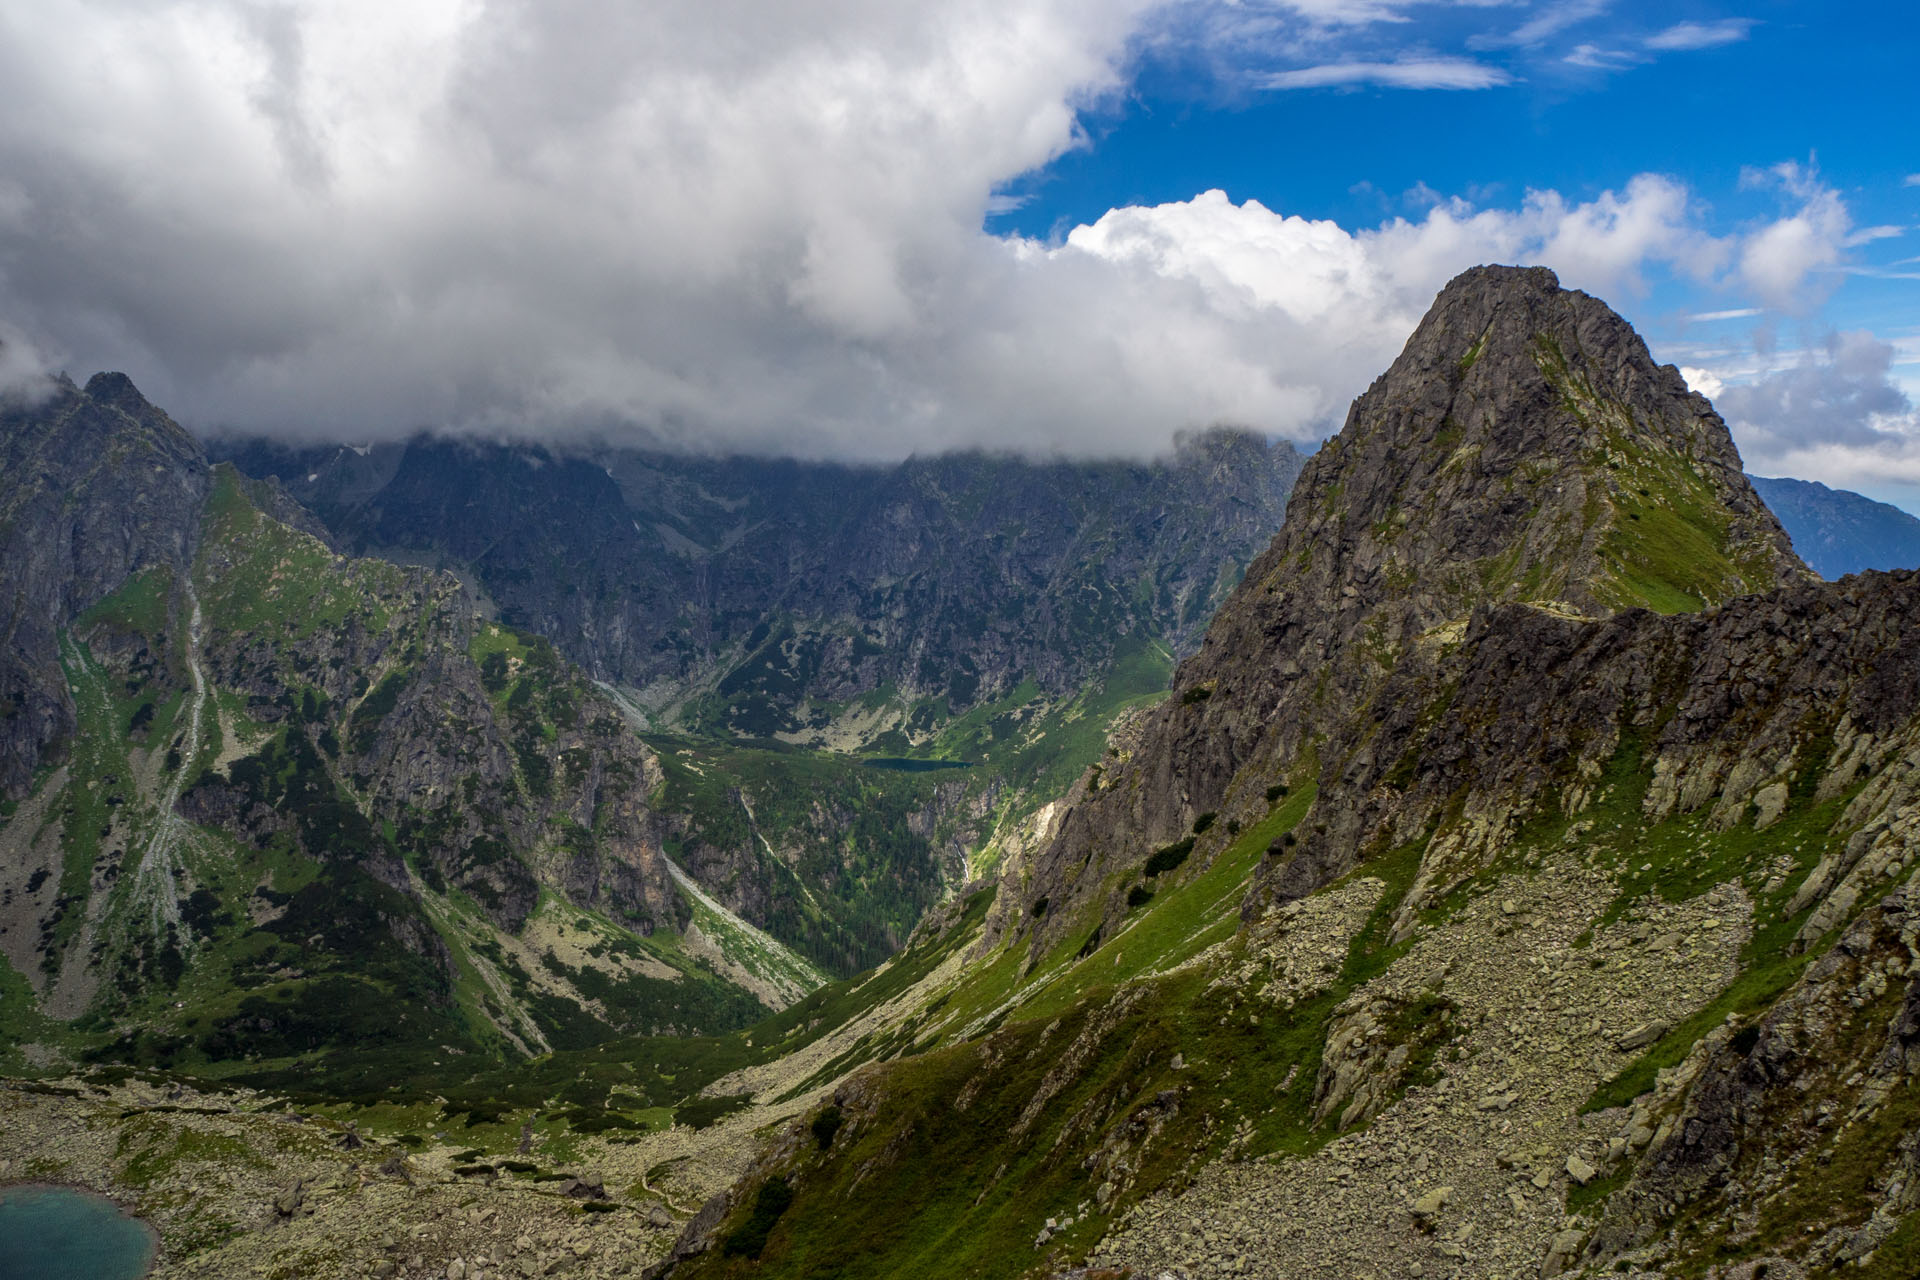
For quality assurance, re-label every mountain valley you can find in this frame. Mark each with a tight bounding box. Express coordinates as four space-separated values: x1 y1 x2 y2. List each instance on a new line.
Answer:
0 372 1307 1091
3 267 1919 1280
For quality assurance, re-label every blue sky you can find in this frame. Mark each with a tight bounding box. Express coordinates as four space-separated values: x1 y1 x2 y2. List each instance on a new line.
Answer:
993 0 1920 508
1002 4 1915 254
0 0 1915 509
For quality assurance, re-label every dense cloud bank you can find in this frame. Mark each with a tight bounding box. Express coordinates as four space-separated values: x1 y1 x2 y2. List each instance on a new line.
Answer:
0 1 1894 470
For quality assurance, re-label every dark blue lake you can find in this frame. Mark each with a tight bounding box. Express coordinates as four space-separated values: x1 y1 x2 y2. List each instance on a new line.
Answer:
0 1185 155 1280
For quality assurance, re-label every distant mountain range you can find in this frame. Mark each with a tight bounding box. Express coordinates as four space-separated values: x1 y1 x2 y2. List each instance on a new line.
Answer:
209 433 1303 750
0 384 1309 1090
1748 473 1920 580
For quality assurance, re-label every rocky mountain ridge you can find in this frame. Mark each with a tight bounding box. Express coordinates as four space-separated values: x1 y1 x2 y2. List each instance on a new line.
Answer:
1 372 210 800
1750 473 1920 580
0 375 825 1087
209 430 1303 749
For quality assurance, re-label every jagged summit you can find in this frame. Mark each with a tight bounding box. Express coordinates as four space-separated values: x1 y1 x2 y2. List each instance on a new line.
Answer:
1275 263 1804 629
1 370 209 798
1175 262 1813 778
1012 266 1814 961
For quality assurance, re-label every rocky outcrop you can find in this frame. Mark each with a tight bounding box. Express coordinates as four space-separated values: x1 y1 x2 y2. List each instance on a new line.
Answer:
1303 570 1920 931
184 471 684 935
0 372 210 798
1016 265 1814 962
1587 882 1920 1275
645 1189 734 1280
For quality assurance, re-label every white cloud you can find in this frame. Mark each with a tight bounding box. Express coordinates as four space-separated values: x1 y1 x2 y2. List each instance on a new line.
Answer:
1472 0 1610 49
1719 331 1913 446
1260 57 1512 89
1736 162 1855 312
1250 0 1422 25
1906 174 1920 188
1680 367 1725 399
1846 225 1906 247
1036 174 1785 438
1689 308 1762 322
0 0 1164 452
0 321 55 402
1711 331 1920 490
1563 43 1642 70
1644 19 1756 51
0 1 1884 461
1557 16 1755 75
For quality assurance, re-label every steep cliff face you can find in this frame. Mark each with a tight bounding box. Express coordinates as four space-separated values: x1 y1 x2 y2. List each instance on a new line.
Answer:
1017 265 1812 962
180 467 682 937
0 373 210 799
210 429 1303 745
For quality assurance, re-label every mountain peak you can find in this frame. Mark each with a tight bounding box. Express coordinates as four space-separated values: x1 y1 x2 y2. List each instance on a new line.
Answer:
1278 262 1806 625
1013 267 1813 961
79 369 201 456
82 369 149 411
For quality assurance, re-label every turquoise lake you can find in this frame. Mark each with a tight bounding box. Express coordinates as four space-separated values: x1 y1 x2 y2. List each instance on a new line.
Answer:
0 1185 155 1280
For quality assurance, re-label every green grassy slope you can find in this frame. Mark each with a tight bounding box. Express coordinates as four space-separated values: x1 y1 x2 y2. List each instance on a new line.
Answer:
666 722 1906 1280
0 470 783 1090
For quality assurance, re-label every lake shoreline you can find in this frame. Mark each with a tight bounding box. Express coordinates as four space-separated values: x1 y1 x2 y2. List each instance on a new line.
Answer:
0 1179 161 1279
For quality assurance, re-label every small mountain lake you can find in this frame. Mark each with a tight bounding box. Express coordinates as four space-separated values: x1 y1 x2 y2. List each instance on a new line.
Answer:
0 1185 156 1279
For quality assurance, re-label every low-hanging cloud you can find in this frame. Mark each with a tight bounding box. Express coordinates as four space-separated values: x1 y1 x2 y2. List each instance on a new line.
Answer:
0 321 55 403
1716 332 1920 488
0 0 1877 458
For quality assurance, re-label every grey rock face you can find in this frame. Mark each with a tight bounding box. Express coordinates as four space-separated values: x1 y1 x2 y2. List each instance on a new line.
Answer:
1587 882 1920 1273
182 493 682 936
643 1189 733 1280
1 373 210 798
